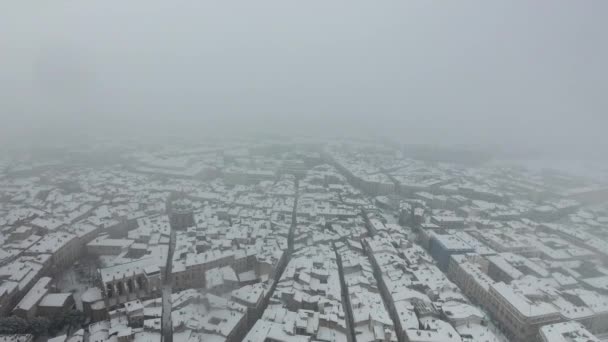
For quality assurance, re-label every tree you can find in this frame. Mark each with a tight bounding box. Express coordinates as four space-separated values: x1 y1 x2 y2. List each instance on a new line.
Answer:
63 309 85 329
0 316 29 334
49 309 85 334
29 317 50 336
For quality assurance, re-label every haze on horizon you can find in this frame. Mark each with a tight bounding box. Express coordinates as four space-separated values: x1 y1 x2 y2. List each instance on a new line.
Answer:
1 1 607 159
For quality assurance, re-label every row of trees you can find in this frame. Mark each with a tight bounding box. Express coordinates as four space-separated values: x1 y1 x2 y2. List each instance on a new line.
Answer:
0 310 85 337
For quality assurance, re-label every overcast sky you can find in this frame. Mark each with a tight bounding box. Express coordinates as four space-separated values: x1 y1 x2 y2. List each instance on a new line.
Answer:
1 1 607 157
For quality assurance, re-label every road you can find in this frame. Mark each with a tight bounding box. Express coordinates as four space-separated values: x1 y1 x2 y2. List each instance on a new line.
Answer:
334 243 356 342
161 228 176 342
240 178 299 335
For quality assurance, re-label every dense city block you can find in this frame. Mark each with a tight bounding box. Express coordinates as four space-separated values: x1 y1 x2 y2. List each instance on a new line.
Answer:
0 140 607 342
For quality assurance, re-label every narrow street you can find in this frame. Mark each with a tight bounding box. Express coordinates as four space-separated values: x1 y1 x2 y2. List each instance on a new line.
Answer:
240 178 299 337
333 243 356 342
287 179 298 253
161 228 177 342
272 178 298 289
362 213 407 342
330 167 409 342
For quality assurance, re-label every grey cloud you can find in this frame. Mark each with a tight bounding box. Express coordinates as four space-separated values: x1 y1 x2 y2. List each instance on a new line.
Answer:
1 1 607 158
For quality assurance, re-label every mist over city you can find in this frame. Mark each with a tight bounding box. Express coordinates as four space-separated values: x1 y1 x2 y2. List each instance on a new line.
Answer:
1 1 608 342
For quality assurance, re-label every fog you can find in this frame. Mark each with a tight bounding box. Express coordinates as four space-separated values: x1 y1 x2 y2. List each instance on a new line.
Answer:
1 1 607 158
